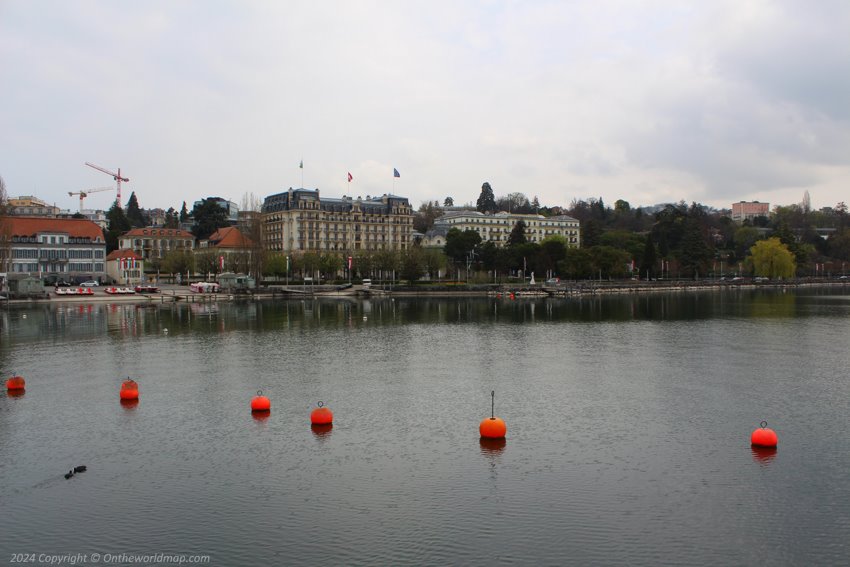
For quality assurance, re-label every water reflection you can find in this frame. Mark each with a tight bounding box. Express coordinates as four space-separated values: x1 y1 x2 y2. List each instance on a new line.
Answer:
751 446 778 465
119 398 139 410
310 423 333 439
478 437 506 455
6 389 26 398
251 410 270 422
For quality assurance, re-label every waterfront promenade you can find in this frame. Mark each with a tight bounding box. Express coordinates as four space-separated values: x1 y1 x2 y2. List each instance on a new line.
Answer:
2 279 847 307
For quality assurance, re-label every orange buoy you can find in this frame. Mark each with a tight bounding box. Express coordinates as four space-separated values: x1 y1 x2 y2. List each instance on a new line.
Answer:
310 401 333 425
751 420 778 448
251 390 271 412
6 376 26 391
479 390 507 439
119 378 139 400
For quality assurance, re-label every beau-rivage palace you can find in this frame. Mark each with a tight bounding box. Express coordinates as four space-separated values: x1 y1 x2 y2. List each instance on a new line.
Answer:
262 188 414 252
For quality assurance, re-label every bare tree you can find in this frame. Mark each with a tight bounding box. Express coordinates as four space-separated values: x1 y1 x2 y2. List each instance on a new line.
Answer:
0 175 10 273
239 192 265 280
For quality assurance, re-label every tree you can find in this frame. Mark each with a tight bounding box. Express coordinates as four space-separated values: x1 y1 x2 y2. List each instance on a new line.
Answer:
161 250 194 277
581 219 602 248
400 247 425 282
125 192 145 228
0 175 9 272
443 196 454 207
179 201 189 223
194 251 221 277
422 248 446 280
319 253 342 280
497 192 532 214
105 202 131 253
750 238 796 279
559 247 594 279
639 234 657 279
164 207 179 228
678 218 713 277
192 199 230 241
414 201 442 233
444 228 481 263
507 220 528 246
476 182 497 214
239 193 265 280
539 235 568 275
590 246 631 279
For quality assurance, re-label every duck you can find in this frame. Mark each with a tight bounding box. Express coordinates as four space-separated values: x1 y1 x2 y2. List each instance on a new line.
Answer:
73 465 87 473
64 470 74 479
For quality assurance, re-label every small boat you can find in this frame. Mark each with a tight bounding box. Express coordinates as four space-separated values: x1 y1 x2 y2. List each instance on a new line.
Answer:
104 287 136 295
134 285 159 293
190 282 220 293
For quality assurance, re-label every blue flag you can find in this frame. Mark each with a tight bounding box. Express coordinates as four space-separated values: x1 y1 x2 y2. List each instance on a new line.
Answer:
393 168 400 178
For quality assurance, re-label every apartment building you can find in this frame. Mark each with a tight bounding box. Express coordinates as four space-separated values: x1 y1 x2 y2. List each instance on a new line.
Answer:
119 227 195 261
262 188 413 252
731 201 770 224
0 216 107 283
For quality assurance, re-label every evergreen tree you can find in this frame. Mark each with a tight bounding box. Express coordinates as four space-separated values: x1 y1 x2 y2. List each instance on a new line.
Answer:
679 218 713 277
179 201 189 223
164 207 179 228
639 234 657 278
444 196 454 207
105 202 131 253
476 182 497 213
507 220 528 246
191 199 230 241
125 192 145 228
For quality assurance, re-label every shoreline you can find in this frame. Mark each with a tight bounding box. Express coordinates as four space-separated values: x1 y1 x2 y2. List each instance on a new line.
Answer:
2 280 847 307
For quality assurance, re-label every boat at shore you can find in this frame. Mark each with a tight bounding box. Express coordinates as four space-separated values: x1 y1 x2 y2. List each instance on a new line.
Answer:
55 287 95 296
104 287 136 295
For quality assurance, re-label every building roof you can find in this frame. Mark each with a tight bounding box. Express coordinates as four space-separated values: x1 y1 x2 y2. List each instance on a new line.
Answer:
1 216 104 240
206 226 254 248
106 249 142 261
122 227 194 238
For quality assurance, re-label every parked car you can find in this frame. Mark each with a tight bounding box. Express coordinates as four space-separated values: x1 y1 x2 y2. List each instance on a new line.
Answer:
79 280 100 287
54 281 71 287
545 278 561 285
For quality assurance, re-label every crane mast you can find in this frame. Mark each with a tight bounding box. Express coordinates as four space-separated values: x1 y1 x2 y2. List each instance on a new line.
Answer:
84 162 129 207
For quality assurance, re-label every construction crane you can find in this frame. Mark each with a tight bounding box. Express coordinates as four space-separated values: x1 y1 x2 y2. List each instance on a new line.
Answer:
85 162 129 207
68 186 116 211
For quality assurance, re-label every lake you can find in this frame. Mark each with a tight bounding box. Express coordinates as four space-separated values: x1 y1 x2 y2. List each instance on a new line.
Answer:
1 288 849 565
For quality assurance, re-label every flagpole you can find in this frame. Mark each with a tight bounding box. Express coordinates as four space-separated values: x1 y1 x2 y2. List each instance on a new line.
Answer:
301 158 304 188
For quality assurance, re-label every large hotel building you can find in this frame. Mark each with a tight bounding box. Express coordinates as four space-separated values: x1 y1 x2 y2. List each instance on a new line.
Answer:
427 210 581 248
262 188 414 252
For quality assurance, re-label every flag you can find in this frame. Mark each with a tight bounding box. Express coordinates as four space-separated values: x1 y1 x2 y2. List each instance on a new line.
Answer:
348 256 352 270
219 256 225 270
347 172 353 182
299 160 303 169
393 168 400 178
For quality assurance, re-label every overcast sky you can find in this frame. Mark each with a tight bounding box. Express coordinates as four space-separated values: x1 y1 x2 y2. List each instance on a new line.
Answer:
1 0 848 214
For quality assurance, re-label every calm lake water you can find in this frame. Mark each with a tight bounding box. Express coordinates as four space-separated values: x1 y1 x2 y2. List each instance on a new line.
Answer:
2 289 849 566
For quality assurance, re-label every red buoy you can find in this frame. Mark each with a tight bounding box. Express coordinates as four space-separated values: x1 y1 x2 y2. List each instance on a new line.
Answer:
479 390 507 439
310 401 333 425
6 376 26 391
119 378 139 401
751 421 778 448
251 390 271 412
